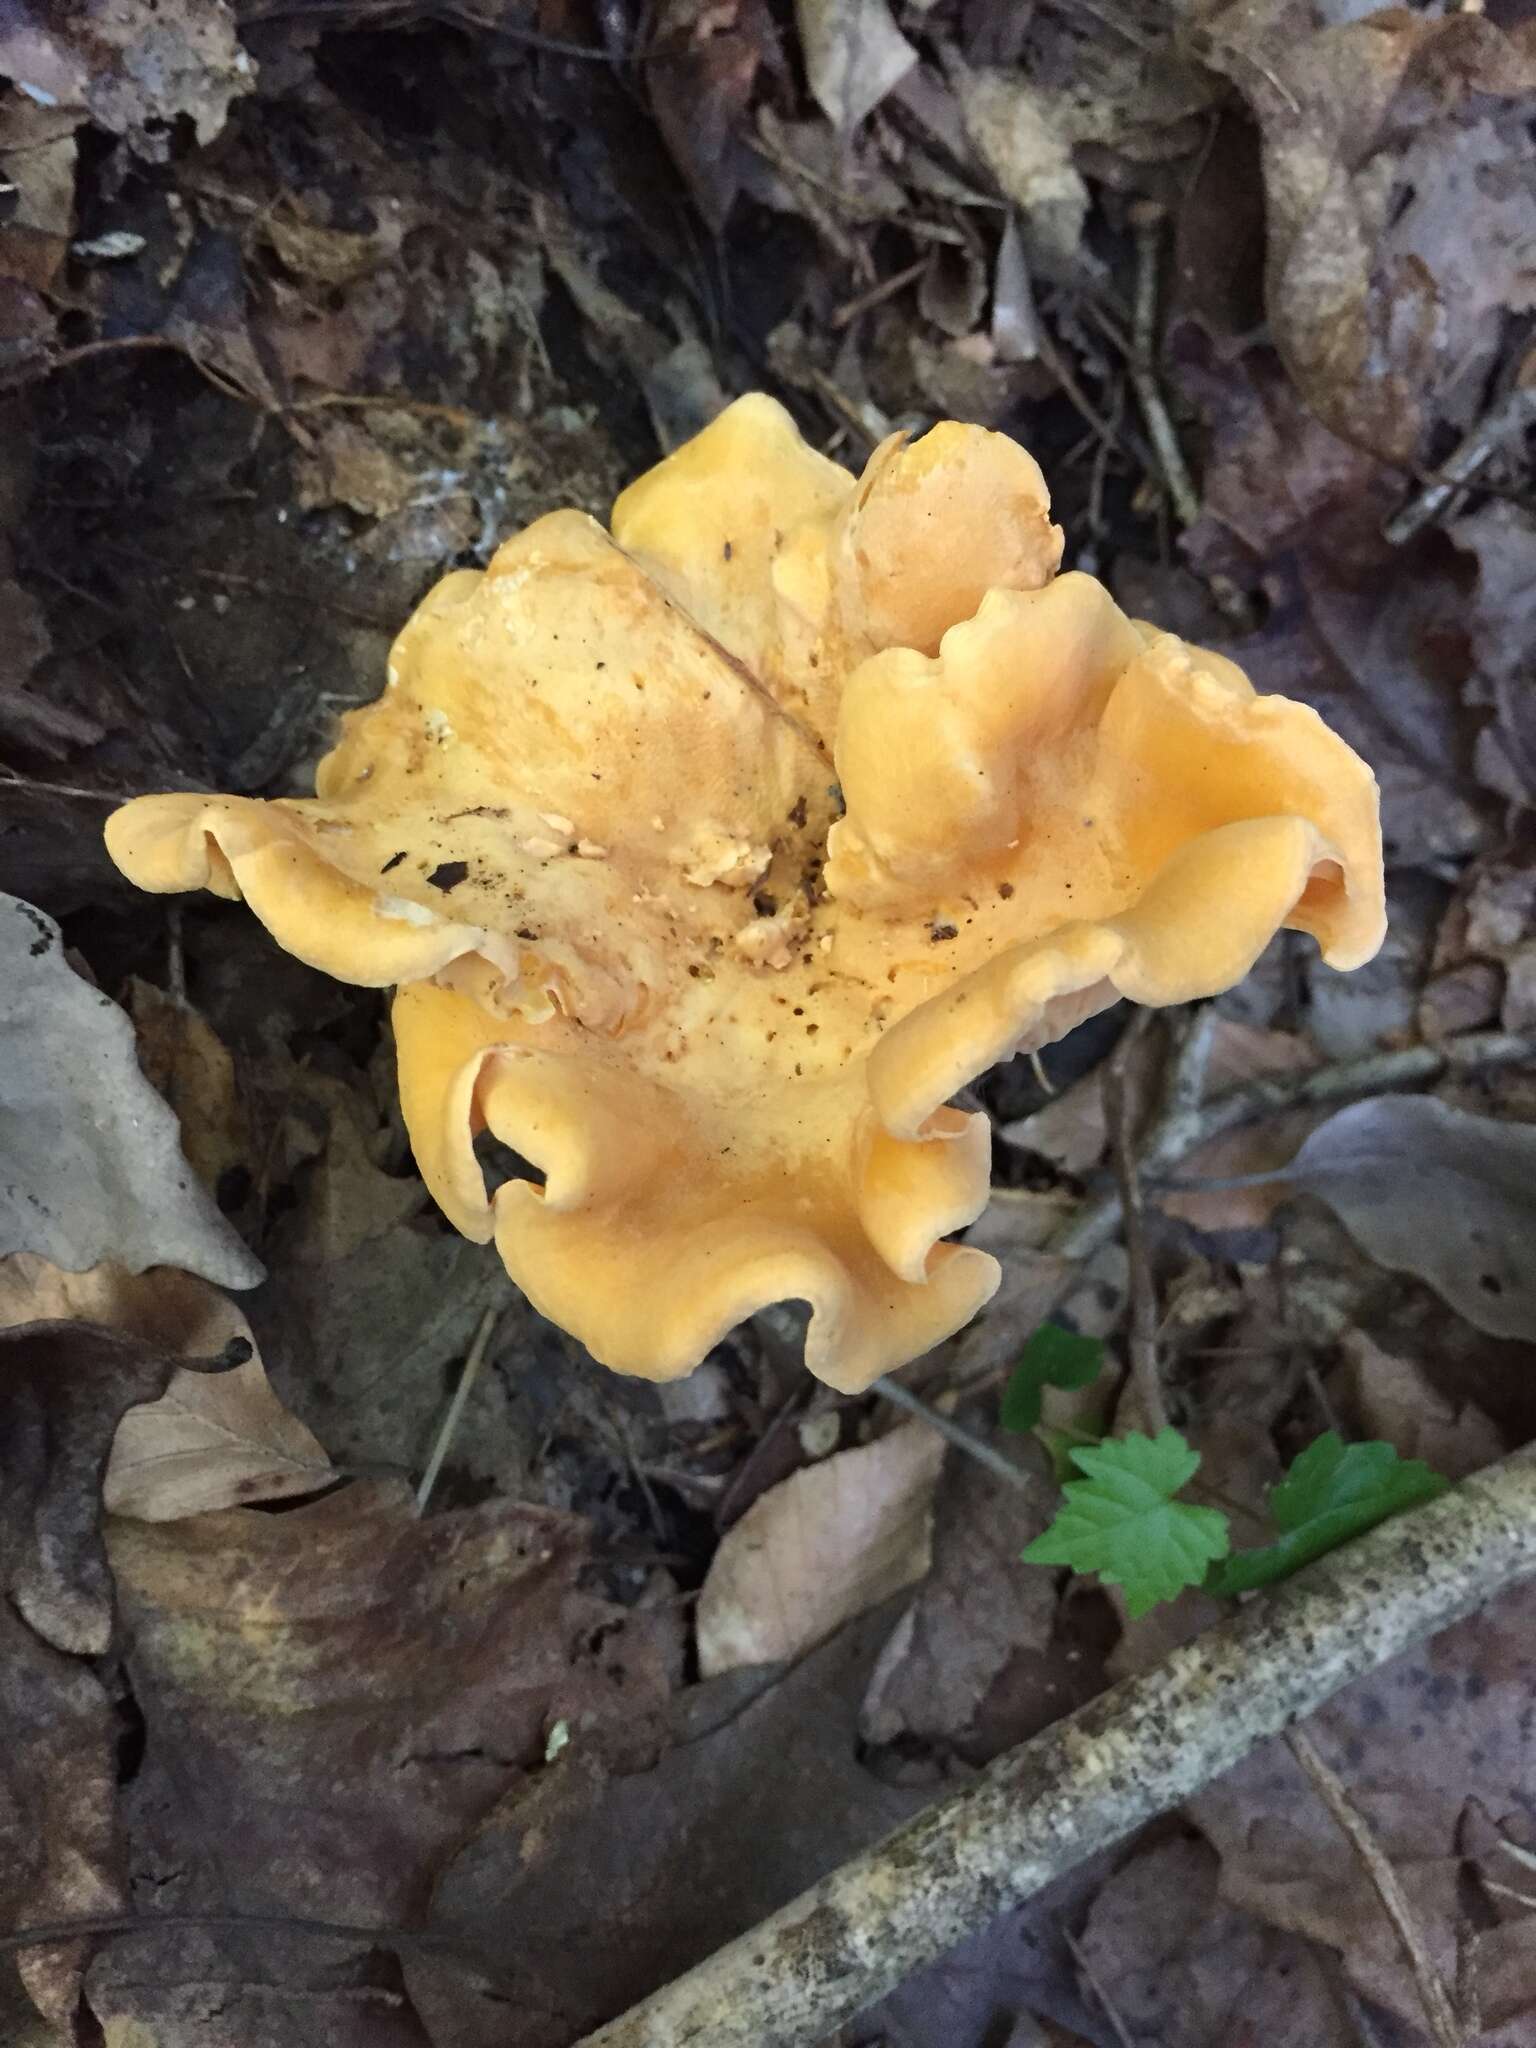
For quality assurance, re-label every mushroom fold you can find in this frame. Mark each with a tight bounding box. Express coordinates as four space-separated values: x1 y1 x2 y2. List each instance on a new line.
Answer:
106 395 1385 1390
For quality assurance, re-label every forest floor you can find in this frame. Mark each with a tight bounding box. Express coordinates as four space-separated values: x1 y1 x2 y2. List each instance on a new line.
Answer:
4 1 1536 2043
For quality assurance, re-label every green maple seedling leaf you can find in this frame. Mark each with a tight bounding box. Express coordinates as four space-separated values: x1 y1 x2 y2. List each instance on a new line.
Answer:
1209 1431 1448 1597
1022 1428 1230 1617
1001 1323 1106 1433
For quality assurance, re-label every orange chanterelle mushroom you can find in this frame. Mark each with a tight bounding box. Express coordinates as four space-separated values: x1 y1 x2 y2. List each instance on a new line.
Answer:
106 396 1385 1390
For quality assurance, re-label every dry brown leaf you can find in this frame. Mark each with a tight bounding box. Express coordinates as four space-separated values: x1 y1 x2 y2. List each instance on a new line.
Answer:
0 1601 121 2032
0 99 75 294
292 416 418 520
0 1255 331 1519
1004 1014 1320 1234
0 894 263 1288
697 1423 944 1676
1164 343 1489 869
1333 1330 1507 1482
1162 1018 1317 1232
1267 1096 1536 1342
1452 499 1536 812
264 211 394 287
127 978 249 1205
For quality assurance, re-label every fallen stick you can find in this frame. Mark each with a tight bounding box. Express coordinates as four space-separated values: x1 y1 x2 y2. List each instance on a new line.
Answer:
575 1446 1536 2048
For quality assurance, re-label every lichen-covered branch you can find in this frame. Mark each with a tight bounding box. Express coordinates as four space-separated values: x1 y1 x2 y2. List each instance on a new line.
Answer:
576 1447 1536 2048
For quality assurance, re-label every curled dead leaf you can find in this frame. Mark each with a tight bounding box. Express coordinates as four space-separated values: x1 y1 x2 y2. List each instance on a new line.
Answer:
0 1254 331 1519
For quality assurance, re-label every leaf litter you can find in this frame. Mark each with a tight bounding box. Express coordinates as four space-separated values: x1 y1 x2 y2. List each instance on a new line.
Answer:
4 0 1536 2039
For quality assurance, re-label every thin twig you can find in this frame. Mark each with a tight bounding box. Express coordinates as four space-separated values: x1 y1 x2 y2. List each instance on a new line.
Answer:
831 257 932 331
577 1447 1536 2048
1126 202 1202 529
1384 383 1536 546
415 1306 499 1514
1286 1726 1467 2048
1102 1010 1169 1434
874 1379 1037 1496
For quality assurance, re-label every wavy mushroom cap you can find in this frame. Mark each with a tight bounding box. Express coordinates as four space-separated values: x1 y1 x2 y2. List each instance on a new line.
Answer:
106 394 1385 1390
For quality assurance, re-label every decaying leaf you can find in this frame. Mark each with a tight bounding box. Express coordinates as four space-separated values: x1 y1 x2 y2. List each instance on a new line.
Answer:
696 1423 944 1676
0 0 256 160
1 1318 246 1655
0 1255 331 1519
1165 347 1489 867
0 97 75 295
1334 1330 1507 1482
860 1435 1056 1751
0 894 263 1289
1453 499 1536 811
956 69 1089 277
420 1602 927 2048
1160 1018 1321 1233
795 0 915 132
1197 1 1536 461
647 0 772 230
1189 1576 1536 2035
0 1316 242 2028
127 977 250 1207
291 416 418 520
1266 1096 1536 1341
1076 1834 1356 2048
89 1481 682 2044
0 1601 121 2033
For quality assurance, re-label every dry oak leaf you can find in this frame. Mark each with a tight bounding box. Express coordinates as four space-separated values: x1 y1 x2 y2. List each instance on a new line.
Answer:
106 394 1384 1390
0 1253 331 1519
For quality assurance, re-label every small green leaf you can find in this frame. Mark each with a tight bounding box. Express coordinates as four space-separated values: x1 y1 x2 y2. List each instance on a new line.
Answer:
1209 1432 1448 1597
1001 1323 1106 1433
1022 1427 1230 1617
